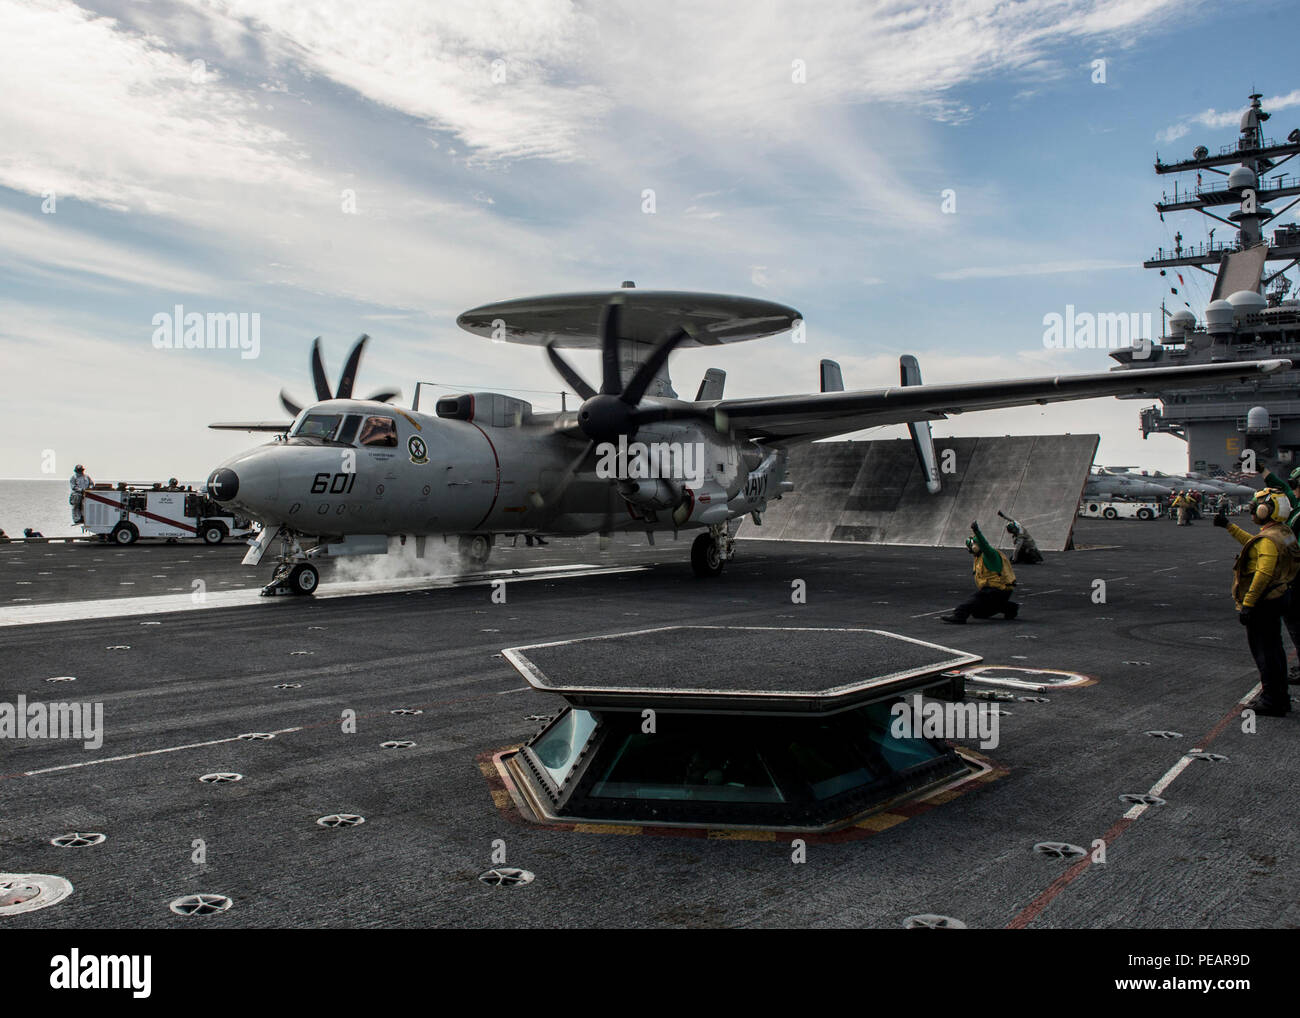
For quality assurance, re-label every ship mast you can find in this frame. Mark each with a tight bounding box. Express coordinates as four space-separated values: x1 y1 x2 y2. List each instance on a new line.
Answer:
1146 93 1300 317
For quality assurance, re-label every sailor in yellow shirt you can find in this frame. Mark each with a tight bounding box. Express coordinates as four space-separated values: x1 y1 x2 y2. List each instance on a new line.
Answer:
1171 492 1190 526
941 521 1019 624
1214 487 1300 716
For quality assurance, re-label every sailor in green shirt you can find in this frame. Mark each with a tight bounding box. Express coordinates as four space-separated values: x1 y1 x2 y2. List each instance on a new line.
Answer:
1263 466 1300 683
941 521 1019 624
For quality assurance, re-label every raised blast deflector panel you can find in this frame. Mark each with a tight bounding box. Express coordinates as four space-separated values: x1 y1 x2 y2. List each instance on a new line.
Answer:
740 434 1099 552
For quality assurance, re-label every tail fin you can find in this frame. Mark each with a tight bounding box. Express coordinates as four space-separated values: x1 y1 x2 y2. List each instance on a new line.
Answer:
819 359 844 393
901 355 941 494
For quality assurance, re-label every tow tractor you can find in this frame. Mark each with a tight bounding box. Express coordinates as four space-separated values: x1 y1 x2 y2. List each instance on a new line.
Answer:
79 483 255 545
1077 499 1162 521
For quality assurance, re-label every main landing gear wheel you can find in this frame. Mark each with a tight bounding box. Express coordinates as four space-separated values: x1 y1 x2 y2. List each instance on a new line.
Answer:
110 522 138 546
458 534 492 568
288 564 319 595
691 533 724 577
201 522 225 545
261 561 319 597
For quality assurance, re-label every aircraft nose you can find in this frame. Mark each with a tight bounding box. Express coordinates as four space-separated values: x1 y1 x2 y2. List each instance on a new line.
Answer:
206 467 239 502
206 453 281 517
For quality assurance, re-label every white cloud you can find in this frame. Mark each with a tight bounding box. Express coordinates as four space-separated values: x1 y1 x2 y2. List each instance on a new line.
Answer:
0 207 217 293
1157 88 1300 149
934 259 1136 281
0 0 324 213
181 0 1203 163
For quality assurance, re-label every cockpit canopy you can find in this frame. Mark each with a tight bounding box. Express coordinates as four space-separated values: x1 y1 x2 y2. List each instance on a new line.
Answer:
290 410 397 447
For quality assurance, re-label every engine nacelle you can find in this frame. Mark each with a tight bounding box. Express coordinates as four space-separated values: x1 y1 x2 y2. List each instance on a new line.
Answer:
620 478 682 510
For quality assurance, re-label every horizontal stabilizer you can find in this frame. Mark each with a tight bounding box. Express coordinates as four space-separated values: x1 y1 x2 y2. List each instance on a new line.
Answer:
208 422 292 433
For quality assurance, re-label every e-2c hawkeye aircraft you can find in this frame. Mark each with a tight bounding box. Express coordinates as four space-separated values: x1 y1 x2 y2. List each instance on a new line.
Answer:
207 286 1289 595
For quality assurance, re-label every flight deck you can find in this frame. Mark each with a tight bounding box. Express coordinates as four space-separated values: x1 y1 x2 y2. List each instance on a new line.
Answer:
1 520 1297 928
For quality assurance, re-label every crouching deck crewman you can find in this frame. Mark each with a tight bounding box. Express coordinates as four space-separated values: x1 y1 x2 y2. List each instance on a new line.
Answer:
941 521 1020 624
1214 487 1300 717
1000 511 1043 565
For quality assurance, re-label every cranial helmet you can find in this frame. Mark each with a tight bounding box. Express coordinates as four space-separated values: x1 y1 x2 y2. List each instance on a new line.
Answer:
1252 488 1292 524
964 536 978 554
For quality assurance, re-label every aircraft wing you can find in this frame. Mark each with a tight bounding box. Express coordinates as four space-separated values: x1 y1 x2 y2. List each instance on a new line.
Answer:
208 421 292 432
712 359 1292 444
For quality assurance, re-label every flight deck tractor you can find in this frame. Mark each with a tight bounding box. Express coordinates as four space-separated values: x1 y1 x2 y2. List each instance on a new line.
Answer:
79 482 255 546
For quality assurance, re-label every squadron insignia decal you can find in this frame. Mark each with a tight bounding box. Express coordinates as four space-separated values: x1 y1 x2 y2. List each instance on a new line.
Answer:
408 435 429 465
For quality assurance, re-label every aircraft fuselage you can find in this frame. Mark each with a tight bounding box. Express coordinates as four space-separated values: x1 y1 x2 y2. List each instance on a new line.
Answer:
208 397 779 540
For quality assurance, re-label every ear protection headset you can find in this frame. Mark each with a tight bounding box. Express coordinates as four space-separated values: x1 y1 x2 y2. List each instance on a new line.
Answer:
1252 488 1291 524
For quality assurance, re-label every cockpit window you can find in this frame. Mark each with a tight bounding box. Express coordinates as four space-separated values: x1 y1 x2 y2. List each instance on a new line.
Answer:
359 416 398 447
293 413 342 440
336 414 361 446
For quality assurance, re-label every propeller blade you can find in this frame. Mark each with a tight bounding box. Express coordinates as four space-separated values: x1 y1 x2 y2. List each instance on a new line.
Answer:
280 390 304 417
545 342 597 400
535 439 595 508
310 337 332 400
336 334 369 399
367 389 401 404
622 327 690 406
599 301 623 395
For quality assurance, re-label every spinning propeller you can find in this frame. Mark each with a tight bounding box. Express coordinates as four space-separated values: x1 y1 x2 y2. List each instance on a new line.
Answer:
544 301 700 444
279 335 400 417
534 300 703 514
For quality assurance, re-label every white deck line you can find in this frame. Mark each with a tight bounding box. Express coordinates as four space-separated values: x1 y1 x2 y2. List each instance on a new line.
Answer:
0 564 647 627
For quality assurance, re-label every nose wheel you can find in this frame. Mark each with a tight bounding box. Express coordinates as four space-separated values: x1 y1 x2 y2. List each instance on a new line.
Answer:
261 562 320 597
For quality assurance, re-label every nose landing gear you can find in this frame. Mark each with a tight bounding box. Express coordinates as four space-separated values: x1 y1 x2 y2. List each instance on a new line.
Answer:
257 528 321 596
262 561 320 597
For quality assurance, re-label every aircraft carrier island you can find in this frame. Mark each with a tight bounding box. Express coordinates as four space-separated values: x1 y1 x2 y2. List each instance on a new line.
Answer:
1114 93 1300 475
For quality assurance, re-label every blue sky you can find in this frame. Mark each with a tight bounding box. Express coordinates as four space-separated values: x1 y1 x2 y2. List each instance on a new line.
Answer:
1 0 1297 480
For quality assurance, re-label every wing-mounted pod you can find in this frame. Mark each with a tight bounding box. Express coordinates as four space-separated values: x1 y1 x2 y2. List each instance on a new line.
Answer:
900 355 942 494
